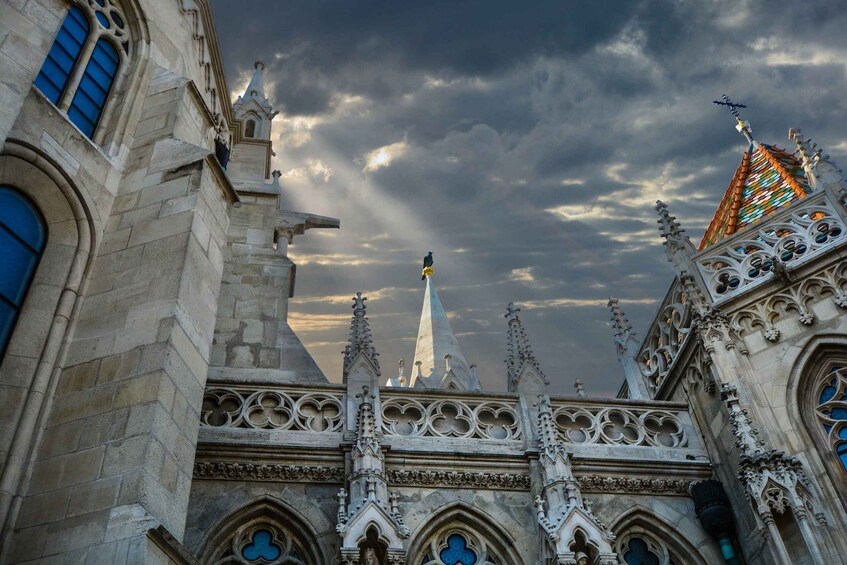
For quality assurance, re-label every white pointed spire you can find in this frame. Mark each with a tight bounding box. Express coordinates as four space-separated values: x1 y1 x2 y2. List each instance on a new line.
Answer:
343 292 380 379
243 61 267 100
409 271 477 390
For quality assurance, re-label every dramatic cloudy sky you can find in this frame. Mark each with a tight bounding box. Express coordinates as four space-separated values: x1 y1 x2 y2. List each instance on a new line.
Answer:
211 1 847 395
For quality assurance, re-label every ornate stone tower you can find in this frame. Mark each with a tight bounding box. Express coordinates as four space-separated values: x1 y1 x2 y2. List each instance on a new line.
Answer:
613 99 847 564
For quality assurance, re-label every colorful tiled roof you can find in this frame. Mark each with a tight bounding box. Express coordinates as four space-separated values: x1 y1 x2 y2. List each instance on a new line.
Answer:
699 143 812 250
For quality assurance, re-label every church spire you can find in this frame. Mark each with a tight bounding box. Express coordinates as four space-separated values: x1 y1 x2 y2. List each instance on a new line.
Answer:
243 61 267 101
409 265 477 390
505 302 547 392
232 60 278 142
343 292 380 379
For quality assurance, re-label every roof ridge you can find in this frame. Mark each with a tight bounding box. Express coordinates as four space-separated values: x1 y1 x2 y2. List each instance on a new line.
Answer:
700 150 751 250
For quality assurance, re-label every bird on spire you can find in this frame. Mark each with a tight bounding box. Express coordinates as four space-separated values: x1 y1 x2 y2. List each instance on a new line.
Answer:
421 251 434 280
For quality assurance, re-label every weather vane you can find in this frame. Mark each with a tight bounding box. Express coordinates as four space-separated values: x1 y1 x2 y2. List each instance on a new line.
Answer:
713 94 754 143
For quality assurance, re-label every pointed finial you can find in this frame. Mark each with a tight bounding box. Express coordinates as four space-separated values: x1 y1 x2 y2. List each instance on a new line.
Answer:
655 200 685 239
607 298 632 335
720 384 766 456
505 302 521 319
574 378 585 398
608 298 638 359
398 359 406 386
713 94 753 144
254 61 265 71
343 292 380 377
505 302 547 389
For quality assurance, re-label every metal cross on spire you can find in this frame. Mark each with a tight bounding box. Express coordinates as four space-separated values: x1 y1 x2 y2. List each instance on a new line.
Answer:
713 94 754 143
712 94 746 118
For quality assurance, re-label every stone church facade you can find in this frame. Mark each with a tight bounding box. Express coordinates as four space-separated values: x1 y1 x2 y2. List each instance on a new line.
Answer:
0 1 845 564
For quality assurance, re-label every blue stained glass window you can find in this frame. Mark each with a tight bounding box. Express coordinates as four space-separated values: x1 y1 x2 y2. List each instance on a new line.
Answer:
241 529 281 562
439 534 477 565
34 7 90 104
819 382 836 404
624 537 661 565
0 186 46 360
817 369 847 472
68 38 119 138
838 443 847 470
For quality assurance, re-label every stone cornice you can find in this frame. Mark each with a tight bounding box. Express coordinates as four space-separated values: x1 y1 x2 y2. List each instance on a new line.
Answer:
194 461 345 483
385 469 531 490
192 461 699 495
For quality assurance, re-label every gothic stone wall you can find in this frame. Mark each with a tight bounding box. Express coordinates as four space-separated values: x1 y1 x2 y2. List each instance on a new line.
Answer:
182 477 724 564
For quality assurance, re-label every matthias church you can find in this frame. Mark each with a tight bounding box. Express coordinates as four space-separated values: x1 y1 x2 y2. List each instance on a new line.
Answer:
0 1 845 563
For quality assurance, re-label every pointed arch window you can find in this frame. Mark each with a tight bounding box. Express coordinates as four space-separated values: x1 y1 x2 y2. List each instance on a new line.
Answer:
244 119 256 138
815 366 847 472
34 6 89 104
0 186 46 361
33 0 129 140
618 533 679 565
420 530 499 565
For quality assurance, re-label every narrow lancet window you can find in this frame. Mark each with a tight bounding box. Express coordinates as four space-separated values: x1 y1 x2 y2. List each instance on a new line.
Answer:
0 186 46 360
34 6 90 103
67 38 119 137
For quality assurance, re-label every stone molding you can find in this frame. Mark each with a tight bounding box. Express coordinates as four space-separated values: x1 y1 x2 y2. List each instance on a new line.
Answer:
193 462 345 483
385 469 531 490
193 462 695 495
729 259 847 342
576 475 693 495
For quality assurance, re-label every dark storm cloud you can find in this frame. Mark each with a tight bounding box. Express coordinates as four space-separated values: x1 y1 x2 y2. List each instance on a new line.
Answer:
211 0 847 394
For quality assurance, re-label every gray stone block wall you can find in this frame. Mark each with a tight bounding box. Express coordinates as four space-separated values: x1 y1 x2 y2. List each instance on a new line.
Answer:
2 48 235 562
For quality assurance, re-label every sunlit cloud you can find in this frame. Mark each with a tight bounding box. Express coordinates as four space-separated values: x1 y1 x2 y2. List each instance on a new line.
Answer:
363 141 409 172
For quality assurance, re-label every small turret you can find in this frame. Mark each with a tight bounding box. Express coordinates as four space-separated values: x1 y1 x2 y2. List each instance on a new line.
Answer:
232 61 278 141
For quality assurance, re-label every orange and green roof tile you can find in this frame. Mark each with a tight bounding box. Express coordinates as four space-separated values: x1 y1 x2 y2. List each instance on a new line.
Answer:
699 142 812 250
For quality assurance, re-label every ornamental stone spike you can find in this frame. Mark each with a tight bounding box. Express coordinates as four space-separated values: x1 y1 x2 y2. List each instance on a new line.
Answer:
343 292 381 377
337 385 409 561
532 395 619 563
505 302 548 391
655 200 689 242
720 384 766 457
719 383 830 563
607 298 637 358
607 298 650 400
789 127 844 190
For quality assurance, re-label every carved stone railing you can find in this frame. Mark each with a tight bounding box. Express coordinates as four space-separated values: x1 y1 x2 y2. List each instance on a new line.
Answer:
380 392 522 440
201 384 345 432
550 399 691 448
695 192 846 304
636 280 693 394
198 384 704 459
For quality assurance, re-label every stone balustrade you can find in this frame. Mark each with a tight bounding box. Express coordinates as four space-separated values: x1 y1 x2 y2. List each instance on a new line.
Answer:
199 383 702 456
201 384 345 432
695 191 846 304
